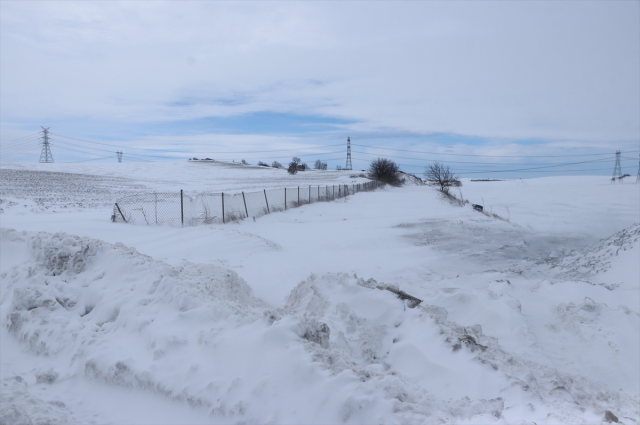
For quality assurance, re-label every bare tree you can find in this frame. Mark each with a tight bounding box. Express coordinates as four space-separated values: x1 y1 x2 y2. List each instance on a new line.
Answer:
424 162 461 193
292 157 301 165
336 165 343 170
369 158 405 186
272 161 282 168
288 162 298 174
314 159 327 170
241 159 247 165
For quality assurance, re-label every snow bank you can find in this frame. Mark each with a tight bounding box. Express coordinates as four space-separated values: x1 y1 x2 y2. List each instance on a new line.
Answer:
558 222 640 287
2 226 638 423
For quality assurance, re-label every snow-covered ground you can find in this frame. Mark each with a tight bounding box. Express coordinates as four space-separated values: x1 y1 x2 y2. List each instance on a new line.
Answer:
1 161 638 424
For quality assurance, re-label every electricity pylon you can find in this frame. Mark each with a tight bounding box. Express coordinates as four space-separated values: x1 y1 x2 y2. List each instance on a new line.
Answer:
117 151 123 163
345 137 352 170
39 127 54 163
611 150 622 182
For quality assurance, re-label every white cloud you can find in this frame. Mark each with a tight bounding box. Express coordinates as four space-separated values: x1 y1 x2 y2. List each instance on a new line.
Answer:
1 1 638 142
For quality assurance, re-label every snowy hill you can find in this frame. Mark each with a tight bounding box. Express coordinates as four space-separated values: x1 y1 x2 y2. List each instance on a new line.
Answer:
1 163 638 424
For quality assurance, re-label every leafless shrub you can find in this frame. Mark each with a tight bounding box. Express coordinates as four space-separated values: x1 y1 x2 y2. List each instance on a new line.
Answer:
482 206 510 222
369 158 405 186
272 161 283 168
424 162 461 193
314 160 328 170
439 190 465 207
290 199 310 208
241 159 247 165
288 162 298 175
258 161 269 167
225 212 245 223
200 203 217 224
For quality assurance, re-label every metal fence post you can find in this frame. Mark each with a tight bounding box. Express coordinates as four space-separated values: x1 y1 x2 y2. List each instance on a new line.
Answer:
264 189 270 213
115 203 127 223
180 190 183 226
285 188 287 210
242 191 248 218
298 186 300 206
309 185 311 204
222 192 225 223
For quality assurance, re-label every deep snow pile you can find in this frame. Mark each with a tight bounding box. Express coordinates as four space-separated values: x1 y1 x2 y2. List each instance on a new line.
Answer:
1 226 638 424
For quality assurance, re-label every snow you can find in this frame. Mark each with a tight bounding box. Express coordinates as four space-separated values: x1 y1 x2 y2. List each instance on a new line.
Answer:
1 161 639 424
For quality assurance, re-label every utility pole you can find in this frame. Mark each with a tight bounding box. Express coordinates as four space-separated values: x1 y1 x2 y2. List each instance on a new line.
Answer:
39 127 54 163
611 150 622 182
345 136 352 170
116 151 123 163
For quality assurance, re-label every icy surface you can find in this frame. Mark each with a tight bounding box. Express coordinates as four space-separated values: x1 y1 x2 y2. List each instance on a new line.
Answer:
1 162 639 424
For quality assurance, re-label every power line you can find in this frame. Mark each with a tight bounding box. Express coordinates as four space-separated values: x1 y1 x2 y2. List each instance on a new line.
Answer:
0 132 43 144
351 157 624 174
0 136 44 150
0 143 41 156
50 132 344 154
51 137 346 161
352 143 639 158
350 149 615 166
352 153 618 171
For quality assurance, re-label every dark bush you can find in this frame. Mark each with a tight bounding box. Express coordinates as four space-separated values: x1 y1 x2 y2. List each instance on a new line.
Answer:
272 161 283 168
288 162 298 174
369 158 404 186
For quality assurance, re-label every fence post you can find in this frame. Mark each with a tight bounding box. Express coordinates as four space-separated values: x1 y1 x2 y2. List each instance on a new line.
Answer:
222 192 225 224
264 189 270 214
309 185 311 204
333 185 335 200
242 191 249 218
298 186 300 206
180 190 183 226
318 185 320 201
285 188 287 210
115 203 127 223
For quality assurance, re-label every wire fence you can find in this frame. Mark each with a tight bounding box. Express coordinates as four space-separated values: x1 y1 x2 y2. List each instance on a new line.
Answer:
112 181 384 226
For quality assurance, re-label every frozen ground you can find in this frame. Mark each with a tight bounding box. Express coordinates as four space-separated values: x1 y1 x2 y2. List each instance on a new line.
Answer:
0 161 638 424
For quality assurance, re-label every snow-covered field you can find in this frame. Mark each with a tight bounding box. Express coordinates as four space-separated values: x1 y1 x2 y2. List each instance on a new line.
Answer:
1 161 638 424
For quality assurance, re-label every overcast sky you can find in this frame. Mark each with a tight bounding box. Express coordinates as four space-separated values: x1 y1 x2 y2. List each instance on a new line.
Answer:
1 1 638 174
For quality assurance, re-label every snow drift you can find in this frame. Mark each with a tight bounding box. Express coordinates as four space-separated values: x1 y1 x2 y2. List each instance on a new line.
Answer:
2 224 638 423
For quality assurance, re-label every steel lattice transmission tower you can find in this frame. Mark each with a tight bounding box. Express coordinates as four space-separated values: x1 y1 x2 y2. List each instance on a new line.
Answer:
345 136 352 170
611 150 622 182
39 127 54 163
117 151 123 163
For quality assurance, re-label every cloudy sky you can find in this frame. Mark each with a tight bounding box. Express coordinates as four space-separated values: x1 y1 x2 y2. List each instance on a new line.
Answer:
1 1 638 176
